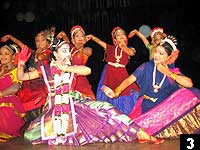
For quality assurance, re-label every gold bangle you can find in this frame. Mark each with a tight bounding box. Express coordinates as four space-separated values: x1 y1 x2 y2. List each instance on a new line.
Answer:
114 86 122 97
0 91 3 98
170 72 177 80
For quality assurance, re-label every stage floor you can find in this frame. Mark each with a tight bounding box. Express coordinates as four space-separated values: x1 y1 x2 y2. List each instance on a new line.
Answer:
0 137 180 150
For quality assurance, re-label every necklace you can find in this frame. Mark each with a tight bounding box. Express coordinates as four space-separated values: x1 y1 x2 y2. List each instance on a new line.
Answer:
152 64 166 93
115 46 122 63
71 47 82 59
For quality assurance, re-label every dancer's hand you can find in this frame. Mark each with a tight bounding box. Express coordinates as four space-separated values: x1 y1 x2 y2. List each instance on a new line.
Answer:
18 45 31 65
101 85 116 98
56 31 67 39
128 29 137 38
85 34 94 41
1 34 12 42
118 39 127 49
157 63 171 76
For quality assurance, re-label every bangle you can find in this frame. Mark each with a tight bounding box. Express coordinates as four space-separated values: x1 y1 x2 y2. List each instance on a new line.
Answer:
37 68 42 77
0 91 3 98
146 43 151 50
114 86 122 97
170 72 177 80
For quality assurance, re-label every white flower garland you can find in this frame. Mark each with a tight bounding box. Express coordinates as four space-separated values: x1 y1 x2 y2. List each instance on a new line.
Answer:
115 46 122 63
53 70 73 136
152 64 166 93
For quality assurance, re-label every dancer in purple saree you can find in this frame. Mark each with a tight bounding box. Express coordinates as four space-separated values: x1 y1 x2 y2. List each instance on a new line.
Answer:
104 35 200 138
17 39 164 145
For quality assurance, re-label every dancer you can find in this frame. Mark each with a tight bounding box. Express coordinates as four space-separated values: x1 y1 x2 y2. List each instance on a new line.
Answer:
69 25 96 99
56 26 96 100
1 28 55 122
104 35 200 138
0 44 25 142
128 27 168 60
87 27 140 112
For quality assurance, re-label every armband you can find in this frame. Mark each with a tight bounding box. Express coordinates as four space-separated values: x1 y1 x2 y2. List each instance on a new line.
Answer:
146 43 151 50
170 72 177 81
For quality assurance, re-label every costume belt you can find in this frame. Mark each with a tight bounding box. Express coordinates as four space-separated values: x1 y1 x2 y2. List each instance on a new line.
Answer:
143 94 158 102
108 62 125 68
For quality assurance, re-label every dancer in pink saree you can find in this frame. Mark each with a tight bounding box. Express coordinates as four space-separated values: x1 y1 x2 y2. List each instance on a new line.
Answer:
0 44 25 142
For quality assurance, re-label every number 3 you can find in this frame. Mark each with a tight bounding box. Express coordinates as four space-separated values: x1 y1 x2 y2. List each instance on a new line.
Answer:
187 138 194 149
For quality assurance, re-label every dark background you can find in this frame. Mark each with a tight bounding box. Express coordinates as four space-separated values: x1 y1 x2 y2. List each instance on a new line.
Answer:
1 0 200 94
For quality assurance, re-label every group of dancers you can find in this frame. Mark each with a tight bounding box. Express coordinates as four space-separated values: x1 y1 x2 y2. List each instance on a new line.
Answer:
0 25 199 145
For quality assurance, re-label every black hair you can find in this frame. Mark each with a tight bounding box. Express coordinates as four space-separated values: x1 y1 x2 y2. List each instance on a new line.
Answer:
49 38 69 61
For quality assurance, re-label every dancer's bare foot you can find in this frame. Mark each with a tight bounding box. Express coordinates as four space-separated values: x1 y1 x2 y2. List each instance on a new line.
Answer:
137 128 164 144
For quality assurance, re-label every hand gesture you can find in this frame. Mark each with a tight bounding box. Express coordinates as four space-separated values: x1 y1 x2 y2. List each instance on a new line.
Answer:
1 34 11 42
118 39 127 49
85 34 93 41
128 29 137 38
56 31 67 39
157 63 171 76
0 64 10 74
0 65 5 75
101 85 116 98
18 45 31 65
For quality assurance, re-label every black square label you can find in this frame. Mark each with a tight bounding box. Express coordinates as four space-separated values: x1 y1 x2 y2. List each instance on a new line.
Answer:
180 134 200 150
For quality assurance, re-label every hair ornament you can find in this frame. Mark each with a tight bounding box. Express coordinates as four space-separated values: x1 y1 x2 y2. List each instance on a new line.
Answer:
162 35 179 65
150 27 164 38
161 35 177 51
70 25 85 38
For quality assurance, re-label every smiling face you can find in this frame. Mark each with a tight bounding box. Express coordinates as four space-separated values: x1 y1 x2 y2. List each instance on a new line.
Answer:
113 29 128 46
35 32 49 50
153 45 170 65
0 46 15 65
71 30 86 46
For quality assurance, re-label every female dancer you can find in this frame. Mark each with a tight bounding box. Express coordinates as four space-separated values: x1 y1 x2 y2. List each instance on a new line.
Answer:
69 25 96 100
56 26 96 100
0 44 25 142
104 35 200 138
128 27 168 60
128 27 178 68
87 27 140 114
1 28 55 122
